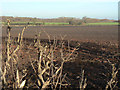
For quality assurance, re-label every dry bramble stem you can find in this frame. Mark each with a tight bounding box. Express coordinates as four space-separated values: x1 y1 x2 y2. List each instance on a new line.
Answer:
79 70 87 90
2 20 28 89
105 60 120 90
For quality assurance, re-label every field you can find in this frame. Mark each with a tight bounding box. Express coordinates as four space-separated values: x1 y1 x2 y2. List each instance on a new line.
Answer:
1 22 119 26
1 23 120 89
43 22 69 25
86 22 119 25
1 22 69 25
2 25 118 43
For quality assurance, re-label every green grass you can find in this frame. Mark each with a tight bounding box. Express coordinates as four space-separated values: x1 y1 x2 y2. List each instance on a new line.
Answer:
44 22 69 25
2 22 69 25
86 22 119 25
1 22 119 26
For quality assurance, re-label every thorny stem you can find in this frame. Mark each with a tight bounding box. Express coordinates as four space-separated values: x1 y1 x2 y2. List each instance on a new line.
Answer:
6 19 11 63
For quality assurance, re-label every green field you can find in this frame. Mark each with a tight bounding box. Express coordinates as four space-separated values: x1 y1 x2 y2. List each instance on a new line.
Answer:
44 22 69 25
1 22 119 26
1 22 69 25
86 22 119 25
2 22 42 25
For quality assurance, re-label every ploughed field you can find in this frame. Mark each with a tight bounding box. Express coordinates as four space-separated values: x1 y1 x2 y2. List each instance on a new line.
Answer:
2 25 118 43
2 25 120 89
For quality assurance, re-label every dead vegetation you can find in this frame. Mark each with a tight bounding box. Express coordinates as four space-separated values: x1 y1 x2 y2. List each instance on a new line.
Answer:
1 20 120 89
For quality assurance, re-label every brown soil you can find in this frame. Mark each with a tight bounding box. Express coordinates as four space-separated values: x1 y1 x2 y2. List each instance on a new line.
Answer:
2 25 120 89
2 25 118 43
2 36 120 89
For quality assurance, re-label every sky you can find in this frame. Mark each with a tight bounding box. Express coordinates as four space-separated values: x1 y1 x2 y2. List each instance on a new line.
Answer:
0 0 119 20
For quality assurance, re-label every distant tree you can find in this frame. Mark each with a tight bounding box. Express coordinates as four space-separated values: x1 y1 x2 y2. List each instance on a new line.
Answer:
69 20 83 25
77 22 82 25
68 18 74 25
33 17 37 25
68 20 74 25
42 22 45 25
82 16 87 23
27 22 30 25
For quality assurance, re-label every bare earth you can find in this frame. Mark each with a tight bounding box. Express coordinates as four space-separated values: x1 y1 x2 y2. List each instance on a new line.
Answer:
2 25 120 89
2 25 118 43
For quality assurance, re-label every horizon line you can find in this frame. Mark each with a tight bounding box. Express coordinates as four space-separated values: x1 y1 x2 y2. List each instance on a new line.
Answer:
0 15 117 20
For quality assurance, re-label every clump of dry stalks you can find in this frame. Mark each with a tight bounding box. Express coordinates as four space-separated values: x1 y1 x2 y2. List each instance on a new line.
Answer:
105 60 120 90
30 30 81 89
1 19 27 88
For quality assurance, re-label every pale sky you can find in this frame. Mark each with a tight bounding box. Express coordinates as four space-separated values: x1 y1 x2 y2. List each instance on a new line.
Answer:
0 0 119 20
1 0 119 2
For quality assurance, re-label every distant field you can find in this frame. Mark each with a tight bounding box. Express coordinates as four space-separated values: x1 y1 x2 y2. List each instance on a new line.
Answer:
1 22 69 25
1 22 119 26
86 22 119 25
44 22 69 25
2 25 118 43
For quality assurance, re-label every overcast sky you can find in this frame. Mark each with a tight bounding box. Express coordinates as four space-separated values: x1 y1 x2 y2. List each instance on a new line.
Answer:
0 0 119 20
